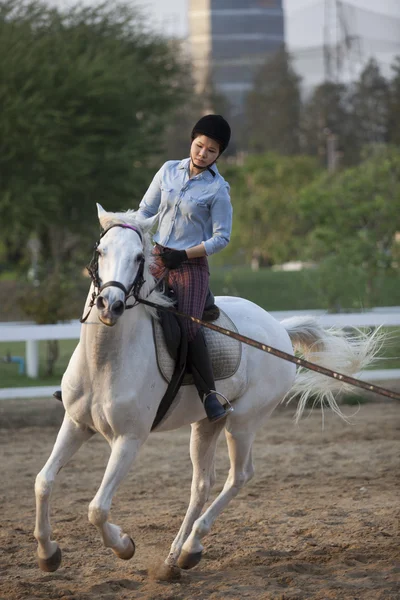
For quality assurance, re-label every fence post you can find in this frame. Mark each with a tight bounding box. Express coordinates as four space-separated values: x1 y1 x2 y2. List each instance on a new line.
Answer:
26 340 39 378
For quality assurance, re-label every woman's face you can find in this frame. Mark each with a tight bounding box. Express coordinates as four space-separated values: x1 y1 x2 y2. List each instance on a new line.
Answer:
190 135 220 170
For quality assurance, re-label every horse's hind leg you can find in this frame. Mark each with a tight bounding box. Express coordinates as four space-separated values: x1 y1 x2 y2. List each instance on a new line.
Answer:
34 414 94 571
179 427 256 568
159 418 225 576
88 435 142 560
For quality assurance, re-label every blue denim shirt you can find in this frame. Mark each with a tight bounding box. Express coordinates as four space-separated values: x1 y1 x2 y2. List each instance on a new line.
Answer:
138 158 232 256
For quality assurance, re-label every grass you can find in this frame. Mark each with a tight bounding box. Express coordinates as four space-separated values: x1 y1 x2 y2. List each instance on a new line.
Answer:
0 339 77 387
210 267 320 310
209 266 400 311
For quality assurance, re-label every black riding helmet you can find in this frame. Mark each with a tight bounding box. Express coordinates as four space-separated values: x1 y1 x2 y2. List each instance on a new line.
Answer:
191 114 231 155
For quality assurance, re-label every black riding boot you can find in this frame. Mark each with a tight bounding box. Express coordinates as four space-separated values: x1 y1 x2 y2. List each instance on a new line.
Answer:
187 330 233 423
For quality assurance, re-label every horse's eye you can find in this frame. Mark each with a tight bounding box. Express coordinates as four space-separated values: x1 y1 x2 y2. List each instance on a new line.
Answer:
137 253 144 263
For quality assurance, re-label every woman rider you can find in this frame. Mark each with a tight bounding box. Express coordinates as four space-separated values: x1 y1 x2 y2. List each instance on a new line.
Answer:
138 114 233 423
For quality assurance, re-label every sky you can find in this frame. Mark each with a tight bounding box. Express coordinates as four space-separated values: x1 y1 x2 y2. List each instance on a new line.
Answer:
56 1 400 42
119 0 400 40
54 0 400 85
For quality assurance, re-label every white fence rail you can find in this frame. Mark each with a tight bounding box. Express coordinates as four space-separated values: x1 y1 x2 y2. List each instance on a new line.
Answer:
1 309 399 399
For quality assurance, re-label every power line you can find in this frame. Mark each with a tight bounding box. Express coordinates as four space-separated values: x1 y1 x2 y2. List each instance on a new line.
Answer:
289 0 400 87
340 0 400 24
289 0 400 23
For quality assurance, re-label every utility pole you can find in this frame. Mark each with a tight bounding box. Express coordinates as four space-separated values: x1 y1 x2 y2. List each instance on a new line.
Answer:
336 1 363 82
323 1 339 172
325 128 339 173
324 0 336 82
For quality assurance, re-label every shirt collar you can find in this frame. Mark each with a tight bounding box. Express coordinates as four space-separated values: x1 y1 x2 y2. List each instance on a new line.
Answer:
178 157 218 179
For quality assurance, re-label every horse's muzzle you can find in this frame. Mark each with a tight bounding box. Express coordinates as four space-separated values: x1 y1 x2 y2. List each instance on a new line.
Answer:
96 295 125 325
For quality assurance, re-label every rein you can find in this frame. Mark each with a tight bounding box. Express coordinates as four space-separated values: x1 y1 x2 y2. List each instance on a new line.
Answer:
80 224 400 403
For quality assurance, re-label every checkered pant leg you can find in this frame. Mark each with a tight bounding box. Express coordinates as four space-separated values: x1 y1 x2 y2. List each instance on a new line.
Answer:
152 247 209 341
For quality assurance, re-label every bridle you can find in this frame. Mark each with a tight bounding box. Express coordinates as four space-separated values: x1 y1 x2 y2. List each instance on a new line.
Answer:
80 223 146 323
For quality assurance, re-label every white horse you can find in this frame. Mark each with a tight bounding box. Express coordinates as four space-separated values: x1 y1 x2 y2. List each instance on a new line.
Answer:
34 205 381 579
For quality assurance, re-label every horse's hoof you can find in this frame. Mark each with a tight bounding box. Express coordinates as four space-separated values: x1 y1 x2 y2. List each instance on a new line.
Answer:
177 550 203 570
115 536 135 560
38 546 62 572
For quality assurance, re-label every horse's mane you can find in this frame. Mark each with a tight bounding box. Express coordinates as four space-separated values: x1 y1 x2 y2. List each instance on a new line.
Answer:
98 209 173 317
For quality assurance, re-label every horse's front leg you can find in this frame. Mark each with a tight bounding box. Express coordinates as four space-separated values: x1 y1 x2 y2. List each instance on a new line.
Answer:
88 435 142 560
34 414 94 572
154 419 224 580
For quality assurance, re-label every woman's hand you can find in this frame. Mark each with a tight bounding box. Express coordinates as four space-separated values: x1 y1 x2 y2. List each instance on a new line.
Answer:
161 249 188 269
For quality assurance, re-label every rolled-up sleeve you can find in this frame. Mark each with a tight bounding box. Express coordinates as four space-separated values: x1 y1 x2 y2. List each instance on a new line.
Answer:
203 182 232 256
138 165 164 218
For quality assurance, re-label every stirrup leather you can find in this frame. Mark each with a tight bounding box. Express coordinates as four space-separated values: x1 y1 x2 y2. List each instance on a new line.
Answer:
203 390 234 413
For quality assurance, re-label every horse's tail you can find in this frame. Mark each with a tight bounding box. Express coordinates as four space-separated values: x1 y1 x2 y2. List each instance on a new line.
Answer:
281 316 384 422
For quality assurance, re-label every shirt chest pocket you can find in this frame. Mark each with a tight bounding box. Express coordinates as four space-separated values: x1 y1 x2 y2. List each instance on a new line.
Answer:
161 186 175 206
188 193 211 209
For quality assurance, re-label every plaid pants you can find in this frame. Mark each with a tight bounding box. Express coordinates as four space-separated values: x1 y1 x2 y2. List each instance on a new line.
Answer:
152 245 209 341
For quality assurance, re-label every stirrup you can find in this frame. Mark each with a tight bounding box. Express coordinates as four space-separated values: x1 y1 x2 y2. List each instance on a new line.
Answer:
203 390 234 414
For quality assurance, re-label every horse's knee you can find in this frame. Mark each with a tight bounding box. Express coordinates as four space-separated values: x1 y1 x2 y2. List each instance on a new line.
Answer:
195 478 211 503
88 502 108 527
229 468 252 491
35 473 52 499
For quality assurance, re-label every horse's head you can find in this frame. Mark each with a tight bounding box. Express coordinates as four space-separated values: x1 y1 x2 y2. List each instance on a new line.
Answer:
93 204 157 326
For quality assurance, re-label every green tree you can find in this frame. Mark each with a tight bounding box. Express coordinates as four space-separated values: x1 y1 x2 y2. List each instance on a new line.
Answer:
388 56 400 146
298 146 400 308
218 153 321 266
0 1 185 246
0 0 186 369
300 81 355 166
244 48 302 155
0 1 186 262
349 59 389 151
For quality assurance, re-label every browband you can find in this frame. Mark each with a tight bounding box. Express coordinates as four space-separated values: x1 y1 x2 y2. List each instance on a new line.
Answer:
100 223 143 241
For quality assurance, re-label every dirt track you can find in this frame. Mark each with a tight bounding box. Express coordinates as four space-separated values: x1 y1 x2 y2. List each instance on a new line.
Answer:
0 399 399 600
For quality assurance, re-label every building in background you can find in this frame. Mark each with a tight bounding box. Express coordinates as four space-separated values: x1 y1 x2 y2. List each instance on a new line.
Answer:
189 0 285 117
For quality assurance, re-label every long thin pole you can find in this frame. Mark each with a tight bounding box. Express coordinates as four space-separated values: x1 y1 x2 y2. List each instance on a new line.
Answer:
324 0 332 81
133 297 400 403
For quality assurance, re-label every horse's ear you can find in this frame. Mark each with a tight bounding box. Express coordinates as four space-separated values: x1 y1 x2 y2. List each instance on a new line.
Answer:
97 203 107 220
138 213 159 234
97 203 110 228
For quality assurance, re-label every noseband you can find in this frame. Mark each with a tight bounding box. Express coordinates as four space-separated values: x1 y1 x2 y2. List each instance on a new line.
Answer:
80 223 146 323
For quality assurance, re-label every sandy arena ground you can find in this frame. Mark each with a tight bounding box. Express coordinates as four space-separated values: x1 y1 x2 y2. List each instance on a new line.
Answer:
0 398 399 600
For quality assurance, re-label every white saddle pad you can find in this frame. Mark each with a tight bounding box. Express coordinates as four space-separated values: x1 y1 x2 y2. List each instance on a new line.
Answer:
152 309 242 385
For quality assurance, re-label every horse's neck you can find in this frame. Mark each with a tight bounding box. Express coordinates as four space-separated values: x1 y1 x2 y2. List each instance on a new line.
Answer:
79 303 151 368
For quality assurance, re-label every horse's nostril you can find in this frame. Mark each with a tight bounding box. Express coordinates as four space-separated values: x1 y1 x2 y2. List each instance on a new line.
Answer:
96 296 107 310
112 300 125 316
